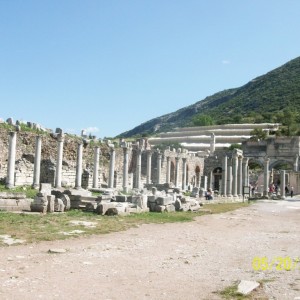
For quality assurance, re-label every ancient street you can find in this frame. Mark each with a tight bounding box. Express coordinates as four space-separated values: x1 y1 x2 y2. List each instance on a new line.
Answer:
0 200 300 300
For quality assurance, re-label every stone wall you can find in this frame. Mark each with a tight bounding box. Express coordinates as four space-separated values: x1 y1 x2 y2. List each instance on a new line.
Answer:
0 128 204 191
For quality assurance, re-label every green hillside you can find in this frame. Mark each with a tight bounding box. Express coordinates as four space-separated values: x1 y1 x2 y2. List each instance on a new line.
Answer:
119 56 300 138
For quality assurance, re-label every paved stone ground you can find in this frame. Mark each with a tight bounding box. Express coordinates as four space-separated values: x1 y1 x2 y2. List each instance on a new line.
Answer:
0 199 300 300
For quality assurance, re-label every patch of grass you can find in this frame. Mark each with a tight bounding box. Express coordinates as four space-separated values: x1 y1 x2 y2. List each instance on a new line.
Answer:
0 184 38 199
0 202 250 246
219 283 249 299
204 202 250 214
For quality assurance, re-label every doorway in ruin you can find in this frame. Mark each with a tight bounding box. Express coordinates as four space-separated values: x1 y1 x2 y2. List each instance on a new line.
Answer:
213 167 222 191
270 160 294 186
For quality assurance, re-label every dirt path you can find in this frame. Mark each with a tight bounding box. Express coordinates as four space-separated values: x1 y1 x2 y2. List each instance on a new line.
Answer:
1 200 300 300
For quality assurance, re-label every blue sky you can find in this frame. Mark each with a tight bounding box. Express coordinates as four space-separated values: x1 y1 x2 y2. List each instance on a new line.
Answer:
0 0 299 138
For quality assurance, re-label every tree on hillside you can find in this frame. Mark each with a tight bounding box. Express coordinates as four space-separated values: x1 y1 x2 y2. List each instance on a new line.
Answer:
192 114 215 126
250 128 267 141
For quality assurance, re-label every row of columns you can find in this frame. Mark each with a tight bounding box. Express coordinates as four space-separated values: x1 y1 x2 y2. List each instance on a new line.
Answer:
5 131 295 200
5 132 102 190
221 153 249 197
117 144 190 192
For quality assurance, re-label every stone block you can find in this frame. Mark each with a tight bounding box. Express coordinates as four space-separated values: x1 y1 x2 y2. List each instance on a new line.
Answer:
175 199 182 211
40 183 52 196
47 195 55 213
156 196 172 206
165 204 175 212
149 202 157 212
147 195 156 203
116 195 127 202
54 198 65 212
155 205 166 212
95 203 117 215
238 280 260 295
85 202 98 212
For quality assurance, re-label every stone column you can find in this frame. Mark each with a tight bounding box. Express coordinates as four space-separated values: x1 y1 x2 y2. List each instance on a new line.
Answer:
208 171 213 190
210 133 216 154
201 175 208 190
242 157 249 188
280 170 286 199
182 158 187 190
146 150 152 184
6 131 17 188
122 146 129 192
75 142 83 189
263 157 270 196
55 133 64 188
294 155 299 172
108 146 115 189
232 153 238 197
237 156 243 197
32 135 42 189
227 160 232 197
92 146 100 188
135 149 142 190
221 156 227 196
166 156 171 184
175 157 180 188
157 151 162 184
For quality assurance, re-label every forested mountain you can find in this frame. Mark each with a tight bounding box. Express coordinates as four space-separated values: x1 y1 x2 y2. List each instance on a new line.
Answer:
119 56 300 138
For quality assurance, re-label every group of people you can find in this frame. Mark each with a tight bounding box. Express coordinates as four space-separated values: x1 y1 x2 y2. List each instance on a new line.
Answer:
251 182 295 198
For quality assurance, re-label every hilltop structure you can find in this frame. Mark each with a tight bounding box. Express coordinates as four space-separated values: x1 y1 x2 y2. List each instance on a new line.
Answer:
148 123 280 153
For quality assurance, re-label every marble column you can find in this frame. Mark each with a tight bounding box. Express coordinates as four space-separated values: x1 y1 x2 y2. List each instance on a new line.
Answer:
294 155 299 172
263 157 270 196
166 156 171 184
92 146 100 188
280 170 286 199
55 133 64 188
6 131 17 188
157 151 162 184
242 157 249 188
136 149 142 190
122 146 129 192
32 135 42 189
232 153 238 197
146 150 152 184
75 142 83 189
227 160 232 197
221 156 227 196
175 157 180 188
182 158 187 190
108 146 115 189
237 156 243 197
210 133 216 154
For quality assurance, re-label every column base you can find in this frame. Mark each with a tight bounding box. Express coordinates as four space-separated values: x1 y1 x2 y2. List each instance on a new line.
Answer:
5 183 14 189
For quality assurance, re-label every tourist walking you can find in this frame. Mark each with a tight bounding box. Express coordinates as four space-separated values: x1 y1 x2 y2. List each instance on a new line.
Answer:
291 186 294 198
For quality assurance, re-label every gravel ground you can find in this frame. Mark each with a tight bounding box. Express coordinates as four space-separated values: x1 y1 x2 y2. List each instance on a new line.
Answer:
0 199 300 300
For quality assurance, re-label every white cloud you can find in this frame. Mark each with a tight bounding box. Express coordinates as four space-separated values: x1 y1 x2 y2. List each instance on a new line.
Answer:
222 60 230 64
84 126 99 133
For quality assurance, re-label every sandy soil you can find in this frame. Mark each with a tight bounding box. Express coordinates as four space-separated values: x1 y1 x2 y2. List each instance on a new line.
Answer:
0 199 300 300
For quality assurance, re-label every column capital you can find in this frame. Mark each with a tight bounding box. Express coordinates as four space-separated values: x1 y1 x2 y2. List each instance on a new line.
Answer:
242 157 249 164
57 133 65 142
